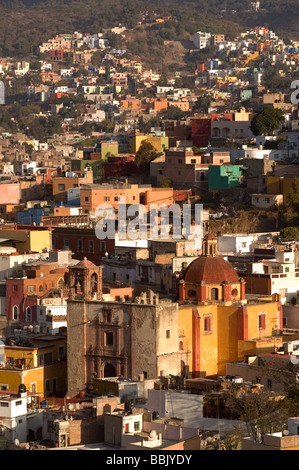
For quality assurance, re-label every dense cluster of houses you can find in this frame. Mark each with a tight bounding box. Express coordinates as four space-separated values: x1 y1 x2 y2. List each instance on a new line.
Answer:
0 19 298 450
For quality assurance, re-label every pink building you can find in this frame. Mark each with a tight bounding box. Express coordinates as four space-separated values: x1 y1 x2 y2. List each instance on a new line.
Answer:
0 182 21 205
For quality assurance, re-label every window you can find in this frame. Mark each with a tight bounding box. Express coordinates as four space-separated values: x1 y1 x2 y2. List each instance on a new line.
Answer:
85 196 89 201
58 184 65 191
44 353 53 365
203 314 212 333
13 285 18 291
188 289 196 298
64 239 69 250
0 402 8 407
267 379 272 389
88 240 94 253
166 330 170 338
26 307 32 322
134 421 140 432
258 313 266 331
77 239 83 252
38 355 44 366
27 285 36 293
211 288 219 301
105 332 113 346
15 400 22 406
13 306 18 320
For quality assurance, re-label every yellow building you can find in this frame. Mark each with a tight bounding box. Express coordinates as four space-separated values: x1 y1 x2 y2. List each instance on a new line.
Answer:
0 335 67 397
266 175 299 201
178 234 284 378
129 134 169 154
0 225 52 254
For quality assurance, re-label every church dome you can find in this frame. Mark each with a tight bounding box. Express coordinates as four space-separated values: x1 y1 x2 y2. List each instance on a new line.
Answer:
76 257 96 267
183 256 239 285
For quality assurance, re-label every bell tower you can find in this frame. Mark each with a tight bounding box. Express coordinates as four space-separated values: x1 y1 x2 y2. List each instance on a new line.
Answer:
68 257 102 301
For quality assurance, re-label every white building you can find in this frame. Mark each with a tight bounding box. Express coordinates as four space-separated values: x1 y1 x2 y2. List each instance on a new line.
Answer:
0 385 42 445
36 299 67 335
217 232 279 254
248 248 299 304
193 31 211 49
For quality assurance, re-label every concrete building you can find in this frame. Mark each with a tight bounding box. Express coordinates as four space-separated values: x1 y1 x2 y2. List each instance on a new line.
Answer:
243 248 299 304
251 193 283 209
242 417 299 450
193 32 212 50
0 385 42 446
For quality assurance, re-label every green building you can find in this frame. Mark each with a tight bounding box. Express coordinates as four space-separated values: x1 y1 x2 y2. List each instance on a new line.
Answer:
71 159 103 181
208 164 245 190
82 140 118 160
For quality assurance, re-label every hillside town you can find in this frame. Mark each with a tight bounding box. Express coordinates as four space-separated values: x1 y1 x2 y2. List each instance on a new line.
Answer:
0 9 299 452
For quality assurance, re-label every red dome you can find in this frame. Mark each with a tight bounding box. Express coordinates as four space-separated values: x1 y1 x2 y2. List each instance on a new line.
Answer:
76 257 96 267
183 256 239 285
203 233 217 240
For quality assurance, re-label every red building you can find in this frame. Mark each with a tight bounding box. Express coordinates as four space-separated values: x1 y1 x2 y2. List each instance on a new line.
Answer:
191 116 211 148
6 262 69 323
102 155 141 179
48 49 64 61
52 226 115 266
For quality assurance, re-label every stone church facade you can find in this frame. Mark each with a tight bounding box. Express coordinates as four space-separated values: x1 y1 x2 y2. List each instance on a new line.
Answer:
66 258 181 398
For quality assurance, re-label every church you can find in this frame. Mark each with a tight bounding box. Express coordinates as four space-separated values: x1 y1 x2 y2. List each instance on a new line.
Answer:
178 234 284 378
66 257 181 398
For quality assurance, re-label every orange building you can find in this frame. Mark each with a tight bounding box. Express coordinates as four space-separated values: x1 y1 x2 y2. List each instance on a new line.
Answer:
178 234 284 378
120 96 141 112
52 169 93 203
80 184 174 214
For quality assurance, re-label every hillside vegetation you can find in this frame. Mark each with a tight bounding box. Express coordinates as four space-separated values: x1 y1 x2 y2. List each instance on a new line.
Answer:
0 0 297 61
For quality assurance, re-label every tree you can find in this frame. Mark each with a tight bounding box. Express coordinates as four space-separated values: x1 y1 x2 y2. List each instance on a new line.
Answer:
286 180 299 209
135 140 157 169
162 105 185 121
225 388 288 444
280 226 299 240
250 106 285 136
